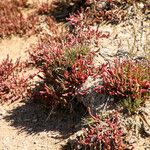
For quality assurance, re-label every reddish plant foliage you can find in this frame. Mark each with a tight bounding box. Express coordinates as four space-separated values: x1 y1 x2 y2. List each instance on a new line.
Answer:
0 56 30 103
28 6 110 109
94 58 150 112
67 9 110 50
71 111 126 150
0 0 39 38
29 31 96 109
67 0 127 26
64 54 96 96
28 1 112 108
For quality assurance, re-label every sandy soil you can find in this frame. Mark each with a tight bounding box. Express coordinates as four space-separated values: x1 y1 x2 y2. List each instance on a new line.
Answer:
0 0 150 150
0 102 66 150
0 100 85 150
0 36 37 62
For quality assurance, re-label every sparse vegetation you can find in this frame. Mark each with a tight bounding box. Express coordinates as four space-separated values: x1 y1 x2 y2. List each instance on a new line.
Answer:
94 58 150 114
64 111 126 150
0 0 149 149
0 56 29 103
0 0 39 38
29 32 96 109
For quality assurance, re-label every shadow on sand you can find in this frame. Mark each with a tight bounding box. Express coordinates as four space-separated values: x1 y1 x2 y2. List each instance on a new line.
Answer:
4 99 87 139
49 0 86 22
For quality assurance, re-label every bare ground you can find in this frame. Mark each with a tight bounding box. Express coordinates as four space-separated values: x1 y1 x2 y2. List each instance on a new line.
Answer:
0 100 86 150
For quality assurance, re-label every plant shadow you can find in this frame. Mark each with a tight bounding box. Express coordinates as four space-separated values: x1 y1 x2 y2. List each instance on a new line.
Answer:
4 99 87 139
49 0 86 22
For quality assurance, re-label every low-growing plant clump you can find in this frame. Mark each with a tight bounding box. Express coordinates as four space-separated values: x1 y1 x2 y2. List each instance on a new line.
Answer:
64 111 126 150
94 58 150 114
65 0 131 26
55 0 148 25
28 9 110 110
29 33 96 110
0 56 29 103
0 0 39 38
